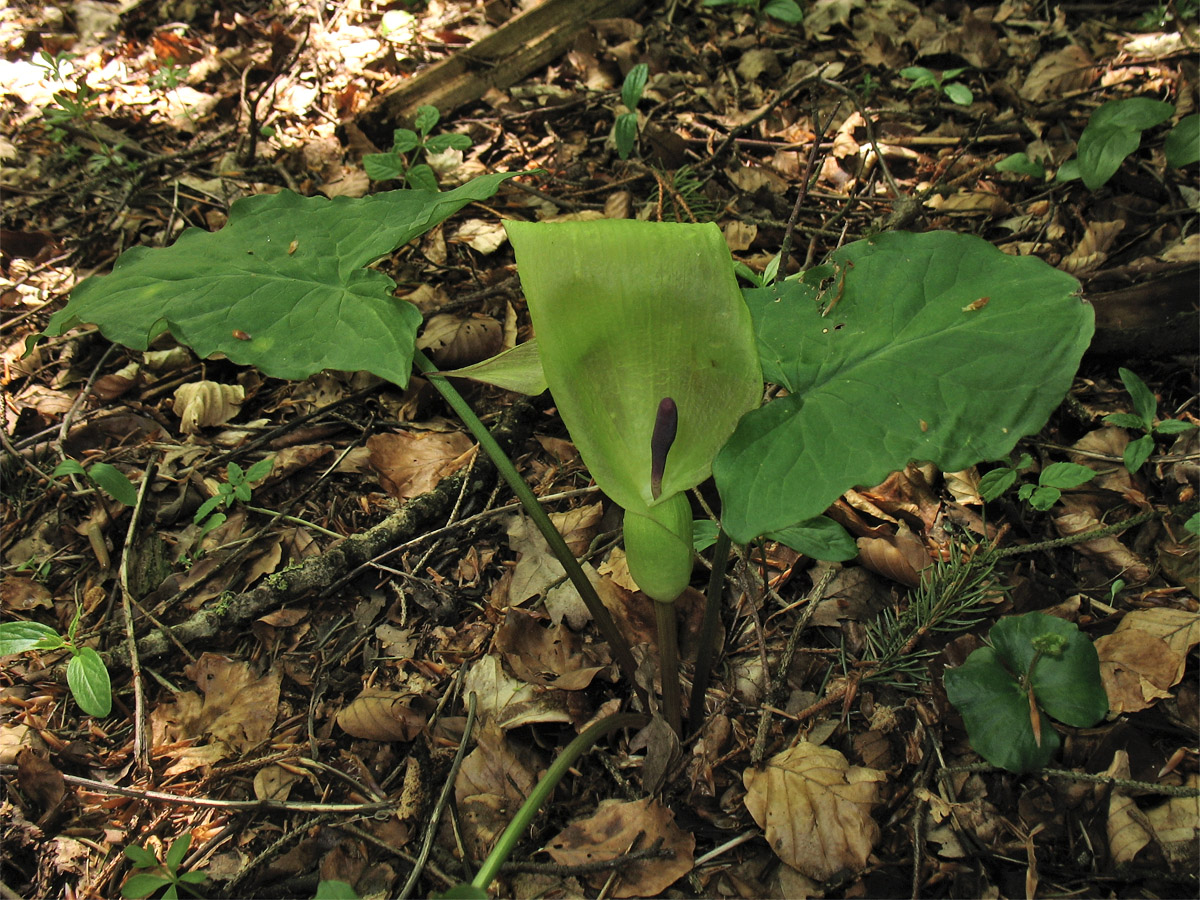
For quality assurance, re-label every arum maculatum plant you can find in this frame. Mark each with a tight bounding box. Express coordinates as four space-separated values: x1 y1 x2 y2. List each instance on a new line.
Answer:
29 170 1094 745
505 219 762 733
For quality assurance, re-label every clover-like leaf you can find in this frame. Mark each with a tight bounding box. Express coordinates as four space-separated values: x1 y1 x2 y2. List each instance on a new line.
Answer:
32 174 521 387
714 231 1091 544
944 645 1060 773
945 612 1106 773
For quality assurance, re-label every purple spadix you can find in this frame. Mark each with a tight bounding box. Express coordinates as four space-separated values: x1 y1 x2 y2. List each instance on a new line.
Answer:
650 397 678 500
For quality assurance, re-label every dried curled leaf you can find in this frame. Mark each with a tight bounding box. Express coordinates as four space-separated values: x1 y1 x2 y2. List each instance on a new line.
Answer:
416 313 503 368
173 381 245 434
743 742 884 881
336 690 427 741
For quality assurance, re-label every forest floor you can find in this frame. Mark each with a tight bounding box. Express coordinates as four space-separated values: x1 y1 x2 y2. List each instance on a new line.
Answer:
1 1 1198 898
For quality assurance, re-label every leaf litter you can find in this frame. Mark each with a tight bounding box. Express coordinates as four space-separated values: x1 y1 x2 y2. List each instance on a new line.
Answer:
1 1 1197 898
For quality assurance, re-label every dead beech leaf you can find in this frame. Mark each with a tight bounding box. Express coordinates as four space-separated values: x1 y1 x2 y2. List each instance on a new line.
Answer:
253 763 300 801
455 723 538 860
1095 608 1200 714
1060 219 1125 274
723 220 758 252
452 218 508 254
546 798 695 898
743 741 885 880
461 655 573 730
152 653 281 754
336 690 427 741
416 313 503 368
1020 44 1096 102
1107 750 1200 870
173 381 245 434
16 747 66 814
1 577 53 611
1052 498 1152 582
856 527 931 588
494 607 607 690
367 430 474 500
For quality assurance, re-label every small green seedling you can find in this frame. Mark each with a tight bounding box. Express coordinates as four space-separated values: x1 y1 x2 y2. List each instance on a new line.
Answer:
614 63 648 160
900 66 973 106
194 457 274 541
1056 97 1175 189
0 605 112 717
148 58 190 91
944 611 1108 773
995 151 1047 179
122 833 208 899
1137 0 1200 31
980 454 1095 511
52 458 138 506
1164 114 1200 168
363 105 472 190
1103 367 1197 473
314 881 359 899
703 0 804 24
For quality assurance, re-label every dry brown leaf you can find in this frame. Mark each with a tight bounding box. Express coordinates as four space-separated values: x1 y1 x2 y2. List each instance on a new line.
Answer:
173 381 245 433
336 690 427 741
451 218 508 254
1095 607 1200 714
416 313 503 368
455 723 539 860
0 577 52 611
253 763 300 801
546 797 695 898
1020 44 1096 102
1060 219 1125 274
856 527 931 588
925 191 1011 215
494 607 607 690
502 509 604 627
367 430 474 500
152 653 281 755
723 220 758 252
1107 750 1200 869
461 655 573 730
743 741 884 880
1052 498 1152 582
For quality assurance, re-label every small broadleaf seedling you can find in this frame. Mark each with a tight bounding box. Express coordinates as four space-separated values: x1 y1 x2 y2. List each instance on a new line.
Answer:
51 458 138 506
363 104 473 190
944 611 1108 773
1056 97 1175 189
614 63 649 160
1016 462 1097 511
703 0 805 24
0 606 112 718
121 833 208 899
1103 367 1197 473
900 66 973 106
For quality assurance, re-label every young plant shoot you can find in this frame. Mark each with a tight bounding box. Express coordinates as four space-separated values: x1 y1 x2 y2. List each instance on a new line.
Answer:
503 219 762 733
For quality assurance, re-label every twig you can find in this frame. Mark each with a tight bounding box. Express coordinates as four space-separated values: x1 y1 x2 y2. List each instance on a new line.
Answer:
776 103 841 283
751 563 837 766
938 763 1200 797
399 691 478 899
118 458 157 774
995 507 1158 557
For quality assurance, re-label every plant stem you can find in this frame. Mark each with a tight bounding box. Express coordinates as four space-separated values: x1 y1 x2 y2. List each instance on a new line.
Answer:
470 712 647 893
654 599 683 738
688 529 731 727
413 351 644 705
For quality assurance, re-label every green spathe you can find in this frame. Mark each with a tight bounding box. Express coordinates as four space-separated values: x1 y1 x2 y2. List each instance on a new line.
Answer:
504 219 762 600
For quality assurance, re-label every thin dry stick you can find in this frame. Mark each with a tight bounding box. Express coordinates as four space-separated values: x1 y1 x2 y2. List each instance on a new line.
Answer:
776 103 842 282
399 690 478 899
751 563 837 766
117 457 157 774
939 763 1200 798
